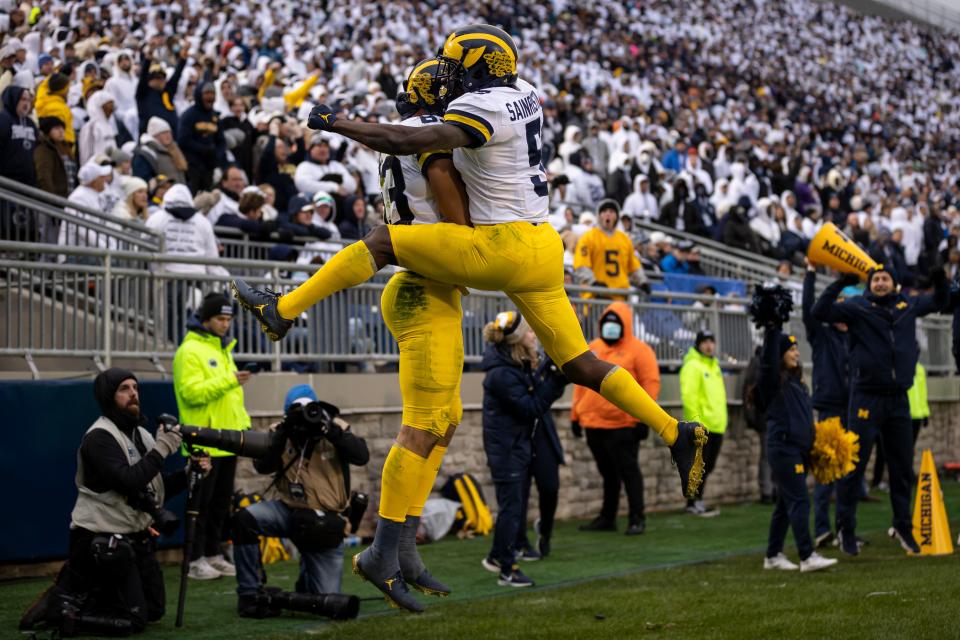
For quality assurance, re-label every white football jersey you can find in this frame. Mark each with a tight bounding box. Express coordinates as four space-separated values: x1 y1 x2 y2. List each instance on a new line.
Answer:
443 78 549 224
379 115 451 225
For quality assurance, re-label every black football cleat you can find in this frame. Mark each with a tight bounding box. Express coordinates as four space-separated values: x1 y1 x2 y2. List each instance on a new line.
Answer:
231 279 293 342
352 551 423 613
405 569 451 597
671 421 709 499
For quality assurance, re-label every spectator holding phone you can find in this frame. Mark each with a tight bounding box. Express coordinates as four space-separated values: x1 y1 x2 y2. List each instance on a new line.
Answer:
172 291 251 581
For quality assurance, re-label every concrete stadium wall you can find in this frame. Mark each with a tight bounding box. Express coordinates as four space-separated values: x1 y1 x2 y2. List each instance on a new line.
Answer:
236 373 960 527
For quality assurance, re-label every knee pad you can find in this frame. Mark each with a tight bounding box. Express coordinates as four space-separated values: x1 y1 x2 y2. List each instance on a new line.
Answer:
233 509 261 546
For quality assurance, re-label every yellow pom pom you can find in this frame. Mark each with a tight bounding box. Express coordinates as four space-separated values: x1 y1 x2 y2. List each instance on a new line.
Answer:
810 416 860 484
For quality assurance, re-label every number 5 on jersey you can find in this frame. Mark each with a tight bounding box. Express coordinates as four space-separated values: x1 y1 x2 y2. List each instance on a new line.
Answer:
525 119 548 197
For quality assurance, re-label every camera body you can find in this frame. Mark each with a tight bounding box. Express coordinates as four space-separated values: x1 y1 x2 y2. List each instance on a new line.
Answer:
748 283 794 329
127 489 180 536
278 400 339 445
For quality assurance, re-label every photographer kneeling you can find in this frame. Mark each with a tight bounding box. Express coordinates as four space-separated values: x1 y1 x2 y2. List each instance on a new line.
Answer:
20 368 209 636
234 384 369 619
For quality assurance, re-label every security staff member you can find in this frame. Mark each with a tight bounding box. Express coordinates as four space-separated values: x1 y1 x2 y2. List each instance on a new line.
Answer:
573 199 649 299
756 326 837 572
233 384 369 618
20 368 207 635
812 265 948 555
172 292 250 580
802 261 849 548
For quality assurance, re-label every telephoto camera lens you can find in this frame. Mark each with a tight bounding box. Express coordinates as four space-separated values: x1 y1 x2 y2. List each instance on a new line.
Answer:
256 588 360 621
156 414 276 459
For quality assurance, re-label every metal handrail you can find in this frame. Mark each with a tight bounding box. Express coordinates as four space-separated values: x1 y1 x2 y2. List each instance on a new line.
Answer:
0 190 160 252
0 242 954 375
0 176 162 244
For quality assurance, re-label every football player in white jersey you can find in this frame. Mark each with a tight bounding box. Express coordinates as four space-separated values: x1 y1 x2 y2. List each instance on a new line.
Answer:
352 59 470 611
234 26 708 562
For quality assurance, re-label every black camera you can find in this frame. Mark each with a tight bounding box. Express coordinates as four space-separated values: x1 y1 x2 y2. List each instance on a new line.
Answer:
156 414 276 458
127 490 180 536
347 491 369 534
254 587 359 621
279 401 340 443
748 283 794 329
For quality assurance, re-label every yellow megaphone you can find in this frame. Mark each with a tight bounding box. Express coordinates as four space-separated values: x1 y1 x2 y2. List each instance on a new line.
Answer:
807 222 878 280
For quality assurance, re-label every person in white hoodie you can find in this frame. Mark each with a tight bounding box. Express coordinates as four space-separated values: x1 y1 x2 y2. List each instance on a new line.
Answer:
145 183 230 277
78 91 119 165
58 160 118 257
749 197 781 256
622 174 659 222
557 125 582 165
103 51 138 137
294 134 356 197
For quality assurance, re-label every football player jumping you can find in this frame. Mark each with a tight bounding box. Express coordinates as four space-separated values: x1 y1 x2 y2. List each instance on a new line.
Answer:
234 25 708 609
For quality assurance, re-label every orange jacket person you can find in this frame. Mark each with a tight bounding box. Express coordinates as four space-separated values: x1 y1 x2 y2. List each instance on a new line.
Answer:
571 302 659 535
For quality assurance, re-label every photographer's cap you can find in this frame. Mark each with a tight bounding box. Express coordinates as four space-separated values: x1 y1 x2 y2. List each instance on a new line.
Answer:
284 384 317 412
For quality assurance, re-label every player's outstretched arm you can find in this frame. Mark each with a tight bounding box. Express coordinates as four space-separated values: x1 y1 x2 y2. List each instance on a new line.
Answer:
308 103 471 156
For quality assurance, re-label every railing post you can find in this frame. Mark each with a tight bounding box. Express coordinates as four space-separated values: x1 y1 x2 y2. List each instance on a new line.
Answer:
711 303 721 357
103 253 113 368
273 266 282 372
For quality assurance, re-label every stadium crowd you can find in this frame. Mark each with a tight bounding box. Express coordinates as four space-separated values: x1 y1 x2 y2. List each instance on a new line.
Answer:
1 0 959 283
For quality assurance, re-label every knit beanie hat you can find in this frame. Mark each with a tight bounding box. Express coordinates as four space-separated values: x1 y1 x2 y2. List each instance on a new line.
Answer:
779 333 798 357
199 291 234 321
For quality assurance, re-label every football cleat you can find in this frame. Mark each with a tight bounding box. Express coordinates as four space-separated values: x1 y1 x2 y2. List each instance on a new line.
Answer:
405 569 451 597
352 552 423 613
231 280 293 342
671 421 709 499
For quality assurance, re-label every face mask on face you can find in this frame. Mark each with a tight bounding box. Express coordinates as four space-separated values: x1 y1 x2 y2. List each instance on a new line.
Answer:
601 321 622 341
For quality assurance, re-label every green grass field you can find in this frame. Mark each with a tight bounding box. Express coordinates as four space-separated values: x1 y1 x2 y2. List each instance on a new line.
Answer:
5 483 960 639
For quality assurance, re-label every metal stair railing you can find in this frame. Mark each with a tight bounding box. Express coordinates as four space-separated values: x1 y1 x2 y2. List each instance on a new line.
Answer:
633 219 788 284
0 176 163 252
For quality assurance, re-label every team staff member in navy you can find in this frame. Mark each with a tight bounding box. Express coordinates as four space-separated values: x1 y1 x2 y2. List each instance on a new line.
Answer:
756 323 837 572
812 264 949 555
802 260 850 548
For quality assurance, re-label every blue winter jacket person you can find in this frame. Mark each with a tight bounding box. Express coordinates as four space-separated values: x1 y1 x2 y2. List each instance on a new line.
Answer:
177 77 226 173
136 54 186 136
812 275 947 393
481 344 566 483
